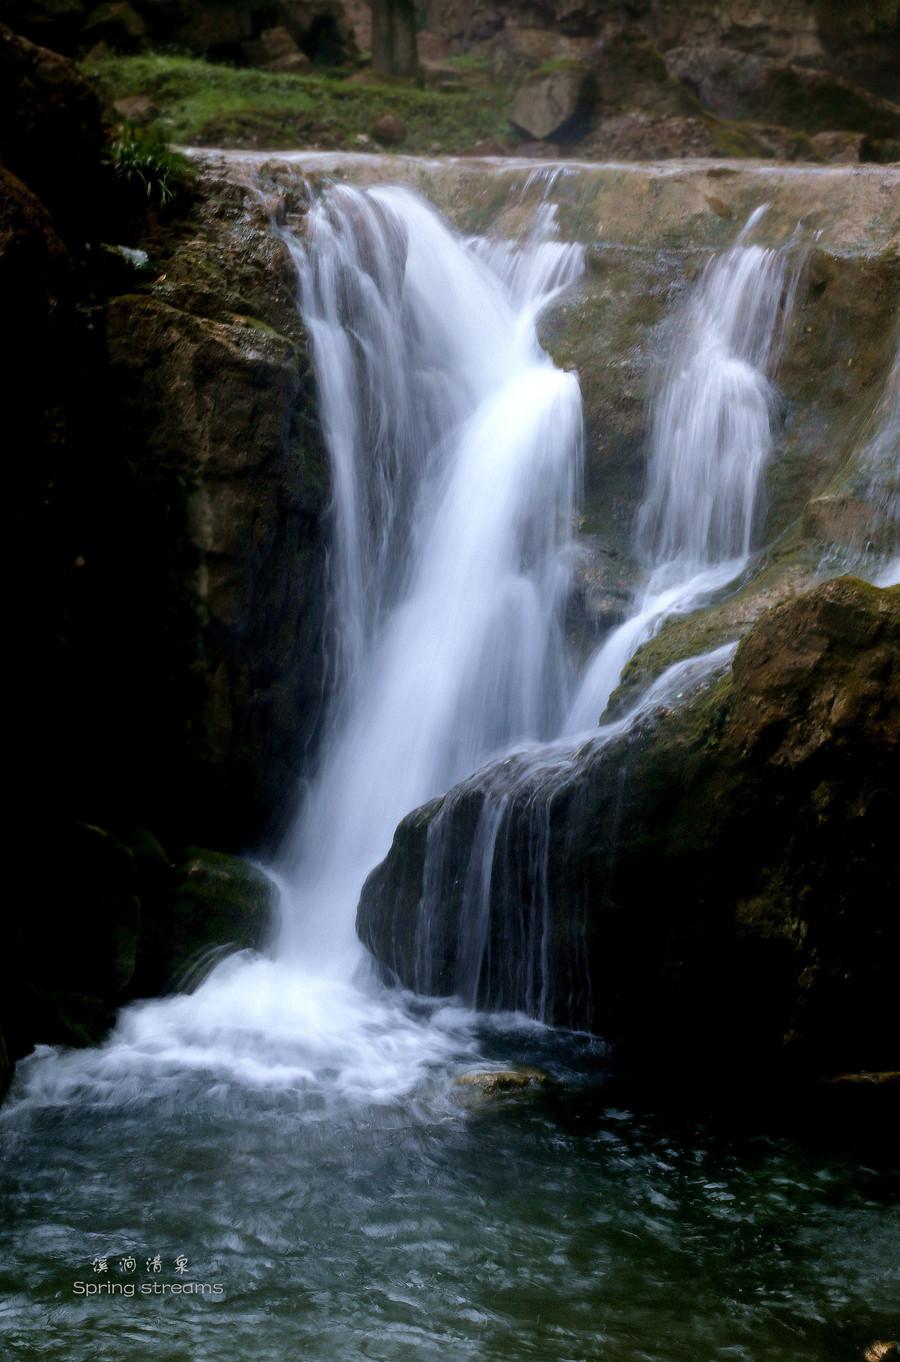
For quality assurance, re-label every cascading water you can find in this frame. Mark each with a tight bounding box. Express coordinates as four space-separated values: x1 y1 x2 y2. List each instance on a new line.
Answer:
278 184 585 969
566 206 798 729
400 207 801 1023
5 168 896 1362
854 341 899 587
7 180 588 1109
5 192 802 1094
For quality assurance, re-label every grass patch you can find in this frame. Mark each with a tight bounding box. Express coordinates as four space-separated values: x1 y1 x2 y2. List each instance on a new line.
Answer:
109 129 193 207
84 53 514 153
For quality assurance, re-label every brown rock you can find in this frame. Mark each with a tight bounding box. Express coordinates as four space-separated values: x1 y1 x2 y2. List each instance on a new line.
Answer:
511 65 590 141
514 139 562 158
666 45 900 139
265 51 312 75
590 26 696 117
112 93 159 124
360 578 900 1077
258 24 299 62
371 112 406 146
811 129 866 162
491 24 593 79
454 1067 554 1096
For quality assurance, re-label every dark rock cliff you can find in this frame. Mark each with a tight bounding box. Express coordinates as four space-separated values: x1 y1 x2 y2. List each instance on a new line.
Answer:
359 577 900 1086
3 27 328 1096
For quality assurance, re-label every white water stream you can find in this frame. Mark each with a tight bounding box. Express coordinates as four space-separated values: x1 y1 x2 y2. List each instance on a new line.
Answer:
566 207 797 728
10 185 800 1108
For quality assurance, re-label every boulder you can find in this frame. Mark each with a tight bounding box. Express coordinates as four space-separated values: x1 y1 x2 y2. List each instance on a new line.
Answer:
665 45 900 140
266 50 313 74
810 129 866 162
1 823 141 1067
111 93 158 123
491 24 593 79
454 1067 554 1098
359 578 900 1087
244 22 310 70
511 64 590 141
135 848 277 993
371 112 406 145
589 25 697 118
0 24 106 237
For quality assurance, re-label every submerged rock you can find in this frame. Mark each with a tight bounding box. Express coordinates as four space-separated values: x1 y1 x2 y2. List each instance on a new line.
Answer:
359 578 899 1085
454 1068 555 1098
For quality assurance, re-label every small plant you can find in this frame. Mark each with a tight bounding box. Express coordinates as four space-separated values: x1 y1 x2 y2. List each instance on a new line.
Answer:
109 130 192 209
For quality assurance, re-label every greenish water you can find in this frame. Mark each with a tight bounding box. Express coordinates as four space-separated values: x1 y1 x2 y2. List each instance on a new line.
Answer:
2 998 897 1362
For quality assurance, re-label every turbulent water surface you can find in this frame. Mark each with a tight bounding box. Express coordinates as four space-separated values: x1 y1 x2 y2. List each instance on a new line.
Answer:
3 1015 900 1362
2 166 898 1361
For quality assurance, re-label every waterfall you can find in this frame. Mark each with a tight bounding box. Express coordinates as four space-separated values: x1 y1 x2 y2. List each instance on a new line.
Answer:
566 207 798 730
9 183 803 1104
279 184 585 968
402 642 737 1020
400 208 801 1023
858 342 900 587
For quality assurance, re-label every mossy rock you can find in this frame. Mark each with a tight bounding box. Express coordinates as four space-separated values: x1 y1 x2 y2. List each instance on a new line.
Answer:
142 848 277 992
453 1067 556 1101
360 579 900 1083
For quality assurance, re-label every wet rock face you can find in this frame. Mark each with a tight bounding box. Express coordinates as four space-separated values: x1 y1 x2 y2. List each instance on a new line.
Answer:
359 578 900 1084
3 36 327 1092
64 172 330 852
0 823 277 1098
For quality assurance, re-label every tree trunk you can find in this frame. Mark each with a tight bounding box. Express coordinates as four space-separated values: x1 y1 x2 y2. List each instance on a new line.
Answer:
371 0 419 78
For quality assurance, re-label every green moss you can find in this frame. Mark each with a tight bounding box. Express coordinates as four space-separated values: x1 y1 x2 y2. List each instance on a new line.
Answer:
84 53 513 153
532 56 590 77
705 116 768 159
442 53 493 72
762 65 900 139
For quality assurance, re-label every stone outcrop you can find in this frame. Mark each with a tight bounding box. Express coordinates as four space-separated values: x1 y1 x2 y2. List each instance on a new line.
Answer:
2 824 277 1095
420 0 900 159
423 0 899 97
666 45 900 155
2 0 366 64
359 578 900 1086
511 64 591 140
3 32 328 1098
0 24 106 234
93 174 328 850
